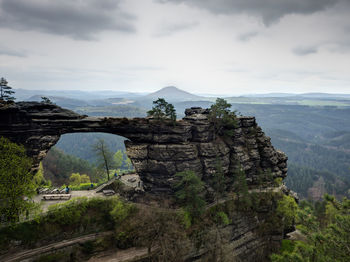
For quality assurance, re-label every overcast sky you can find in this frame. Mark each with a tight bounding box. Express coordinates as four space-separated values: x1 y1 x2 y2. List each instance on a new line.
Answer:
0 0 350 95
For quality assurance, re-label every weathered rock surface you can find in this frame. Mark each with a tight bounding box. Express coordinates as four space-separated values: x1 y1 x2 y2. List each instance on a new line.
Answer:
0 102 290 262
0 102 287 195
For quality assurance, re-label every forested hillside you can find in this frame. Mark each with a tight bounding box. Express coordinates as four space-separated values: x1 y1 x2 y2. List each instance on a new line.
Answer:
56 133 127 163
42 147 98 185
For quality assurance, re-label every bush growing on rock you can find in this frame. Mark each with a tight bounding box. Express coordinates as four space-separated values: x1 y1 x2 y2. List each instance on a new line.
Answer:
173 170 206 222
147 98 177 124
208 98 238 137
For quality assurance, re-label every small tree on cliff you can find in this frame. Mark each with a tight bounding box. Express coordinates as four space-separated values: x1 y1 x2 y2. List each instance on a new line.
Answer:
41 96 53 104
0 137 36 222
147 98 177 124
234 165 252 209
174 170 206 221
208 98 238 137
0 78 15 102
211 157 227 204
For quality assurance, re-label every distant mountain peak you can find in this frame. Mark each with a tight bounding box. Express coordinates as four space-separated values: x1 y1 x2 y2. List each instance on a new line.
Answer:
161 86 178 90
143 86 201 102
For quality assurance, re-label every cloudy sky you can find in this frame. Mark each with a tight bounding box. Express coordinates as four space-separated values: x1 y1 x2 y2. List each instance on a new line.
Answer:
0 0 350 95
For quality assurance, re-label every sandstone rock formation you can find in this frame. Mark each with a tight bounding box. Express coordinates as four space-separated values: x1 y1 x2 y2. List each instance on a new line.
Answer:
0 102 291 261
0 102 287 195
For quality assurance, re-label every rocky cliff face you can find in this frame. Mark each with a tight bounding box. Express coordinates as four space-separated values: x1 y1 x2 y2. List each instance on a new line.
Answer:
0 102 287 194
0 102 291 261
127 107 287 196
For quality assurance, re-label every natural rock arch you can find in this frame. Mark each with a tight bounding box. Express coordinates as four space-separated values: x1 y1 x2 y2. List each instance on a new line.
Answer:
0 102 287 194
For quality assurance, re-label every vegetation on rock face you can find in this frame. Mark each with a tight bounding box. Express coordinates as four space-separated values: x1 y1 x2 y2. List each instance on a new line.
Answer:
271 195 350 262
234 165 252 210
210 157 227 204
40 96 53 104
147 98 177 124
0 137 37 223
174 170 206 222
208 98 238 137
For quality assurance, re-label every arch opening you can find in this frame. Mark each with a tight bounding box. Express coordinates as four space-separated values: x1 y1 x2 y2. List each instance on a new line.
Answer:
38 132 143 195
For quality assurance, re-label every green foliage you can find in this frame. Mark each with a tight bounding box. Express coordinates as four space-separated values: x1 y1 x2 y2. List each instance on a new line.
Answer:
274 177 283 186
215 211 230 225
0 137 37 222
147 98 177 124
124 156 133 170
208 98 238 137
56 133 128 163
69 183 97 191
210 157 227 203
276 195 298 229
110 200 135 224
284 163 350 199
113 150 124 170
68 173 91 186
69 173 91 187
0 197 125 250
177 210 192 229
234 166 252 209
69 172 82 186
0 77 15 102
40 96 53 104
271 196 350 262
80 174 91 183
42 147 98 185
174 170 206 221
33 162 50 187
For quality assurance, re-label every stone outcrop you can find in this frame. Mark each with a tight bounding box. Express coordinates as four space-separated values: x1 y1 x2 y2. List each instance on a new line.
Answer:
0 102 287 195
0 102 291 262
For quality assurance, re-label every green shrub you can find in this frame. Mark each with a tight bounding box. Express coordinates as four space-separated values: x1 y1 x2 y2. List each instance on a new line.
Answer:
216 211 230 225
69 183 97 191
110 199 135 224
0 197 125 250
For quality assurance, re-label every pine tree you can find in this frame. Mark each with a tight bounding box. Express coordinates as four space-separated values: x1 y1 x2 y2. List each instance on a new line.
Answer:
174 170 206 220
234 165 252 209
211 157 226 204
208 98 237 137
0 78 15 102
147 98 177 124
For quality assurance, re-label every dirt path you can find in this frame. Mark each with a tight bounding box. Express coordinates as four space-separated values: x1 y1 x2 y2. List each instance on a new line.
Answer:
87 247 150 262
33 190 104 211
0 231 114 262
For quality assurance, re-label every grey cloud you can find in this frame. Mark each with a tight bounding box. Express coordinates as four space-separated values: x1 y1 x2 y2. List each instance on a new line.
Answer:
238 31 258 42
0 0 136 40
159 0 340 25
0 46 27 57
154 21 198 37
292 46 318 56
